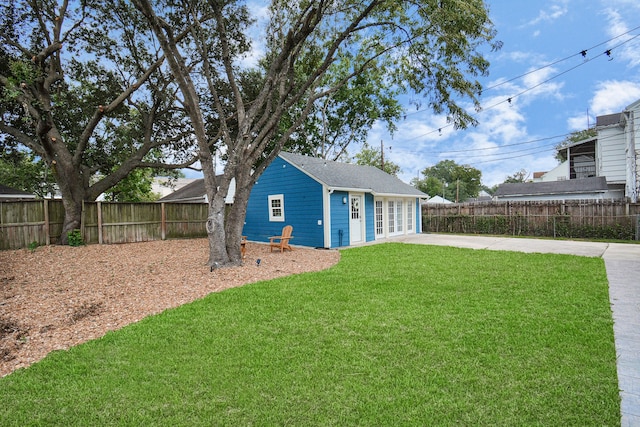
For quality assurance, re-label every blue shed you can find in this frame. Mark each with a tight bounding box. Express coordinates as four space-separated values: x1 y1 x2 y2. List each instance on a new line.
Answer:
242 152 428 248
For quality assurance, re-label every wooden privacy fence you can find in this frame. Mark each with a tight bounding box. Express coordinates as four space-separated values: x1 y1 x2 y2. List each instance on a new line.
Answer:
422 199 640 241
0 199 209 250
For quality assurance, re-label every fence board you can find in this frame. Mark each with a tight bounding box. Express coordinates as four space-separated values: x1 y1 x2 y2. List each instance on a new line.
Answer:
164 203 208 238
0 200 210 250
422 200 640 240
1 200 47 250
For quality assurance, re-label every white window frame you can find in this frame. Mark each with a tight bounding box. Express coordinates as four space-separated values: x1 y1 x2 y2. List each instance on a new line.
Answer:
268 194 285 222
407 200 414 232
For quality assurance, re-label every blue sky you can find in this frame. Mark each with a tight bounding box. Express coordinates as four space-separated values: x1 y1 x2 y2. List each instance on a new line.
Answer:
373 0 640 187
186 1 640 190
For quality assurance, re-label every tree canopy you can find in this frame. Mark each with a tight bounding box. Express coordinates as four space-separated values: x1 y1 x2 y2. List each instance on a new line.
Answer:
503 168 530 183
0 148 56 197
303 66 404 161
131 0 499 267
2 0 499 263
353 142 400 177
413 159 482 202
0 1 199 242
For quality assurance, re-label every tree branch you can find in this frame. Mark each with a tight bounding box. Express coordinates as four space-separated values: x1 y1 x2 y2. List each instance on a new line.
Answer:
73 55 166 165
0 121 46 157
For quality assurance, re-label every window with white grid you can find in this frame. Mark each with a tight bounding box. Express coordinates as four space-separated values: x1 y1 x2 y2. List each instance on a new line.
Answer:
268 194 284 222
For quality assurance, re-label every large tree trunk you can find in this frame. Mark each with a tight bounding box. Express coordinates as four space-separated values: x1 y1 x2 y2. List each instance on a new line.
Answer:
52 154 89 245
39 124 90 245
224 201 246 264
206 191 230 269
59 196 83 245
224 168 253 264
205 166 248 268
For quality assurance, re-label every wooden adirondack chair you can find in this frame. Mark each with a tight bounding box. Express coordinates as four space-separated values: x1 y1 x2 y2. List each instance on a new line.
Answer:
269 225 293 253
241 236 248 259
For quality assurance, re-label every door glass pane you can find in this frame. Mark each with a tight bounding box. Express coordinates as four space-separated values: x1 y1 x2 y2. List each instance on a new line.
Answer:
351 197 360 219
375 200 383 235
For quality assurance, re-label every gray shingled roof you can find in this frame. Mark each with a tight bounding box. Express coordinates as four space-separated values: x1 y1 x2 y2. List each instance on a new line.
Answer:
495 176 608 197
0 184 35 199
596 113 622 127
158 179 206 202
279 152 427 197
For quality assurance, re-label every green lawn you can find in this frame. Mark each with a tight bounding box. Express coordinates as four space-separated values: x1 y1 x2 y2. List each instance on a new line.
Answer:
0 243 620 426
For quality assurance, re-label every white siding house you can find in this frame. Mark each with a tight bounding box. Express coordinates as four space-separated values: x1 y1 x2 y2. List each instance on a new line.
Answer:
597 114 627 184
623 99 640 202
531 98 640 202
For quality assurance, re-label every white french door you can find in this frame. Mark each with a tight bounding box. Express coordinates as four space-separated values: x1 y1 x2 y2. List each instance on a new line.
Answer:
388 199 406 237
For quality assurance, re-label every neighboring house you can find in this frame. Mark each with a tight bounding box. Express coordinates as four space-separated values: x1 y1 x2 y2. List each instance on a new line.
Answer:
96 177 198 202
531 98 640 201
425 195 453 204
532 160 571 183
242 152 427 248
466 190 492 203
158 177 236 204
595 103 638 201
151 177 198 199
0 184 36 201
494 176 609 201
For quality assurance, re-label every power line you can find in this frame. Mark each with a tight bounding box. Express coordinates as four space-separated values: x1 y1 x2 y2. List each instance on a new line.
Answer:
401 25 640 141
405 32 640 141
480 23 640 94
422 132 573 154
466 146 558 166
405 123 640 167
461 141 560 159
404 24 640 120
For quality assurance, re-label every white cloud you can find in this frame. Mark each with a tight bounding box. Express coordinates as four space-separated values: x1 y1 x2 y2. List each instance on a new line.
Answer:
247 1 270 20
566 113 592 131
485 62 565 111
524 1 569 27
566 80 640 130
374 113 452 182
590 80 640 114
386 73 560 186
236 2 271 68
497 50 546 66
478 99 528 142
395 115 452 144
603 9 628 37
602 4 640 68
520 67 565 103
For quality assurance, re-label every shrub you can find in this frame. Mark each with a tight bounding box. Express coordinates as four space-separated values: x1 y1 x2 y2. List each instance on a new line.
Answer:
67 229 85 247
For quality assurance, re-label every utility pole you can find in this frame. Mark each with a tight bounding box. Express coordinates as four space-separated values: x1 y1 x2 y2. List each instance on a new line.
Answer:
380 140 384 171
